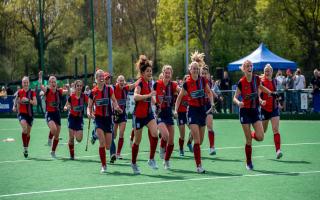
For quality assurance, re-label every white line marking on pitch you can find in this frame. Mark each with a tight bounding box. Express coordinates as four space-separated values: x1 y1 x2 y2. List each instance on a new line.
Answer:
0 142 319 164
0 170 319 198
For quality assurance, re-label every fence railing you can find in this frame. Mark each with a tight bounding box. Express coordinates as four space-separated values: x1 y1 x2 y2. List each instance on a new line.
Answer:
1 88 319 115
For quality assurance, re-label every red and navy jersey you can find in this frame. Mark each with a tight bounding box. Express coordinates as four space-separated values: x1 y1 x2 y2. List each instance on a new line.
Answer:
183 76 208 107
89 85 113 117
178 95 189 113
153 79 178 109
237 75 261 108
134 77 152 118
45 88 63 112
114 84 130 110
205 79 213 104
261 77 278 112
68 93 88 117
18 89 36 116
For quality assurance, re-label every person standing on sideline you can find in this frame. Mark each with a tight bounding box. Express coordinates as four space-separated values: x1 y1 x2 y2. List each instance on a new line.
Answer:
220 71 232 113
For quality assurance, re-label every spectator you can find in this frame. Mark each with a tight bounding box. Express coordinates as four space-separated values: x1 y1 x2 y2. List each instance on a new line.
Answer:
275 69 285 90
35 85 44 115
311 69 320 112
275 70 285 109
0 86 7 98
293 68 306 90
284 69 295 112
84 85 91 96
6 86 14 95
212 79 223 113
220 71 232 113
293 68 306 112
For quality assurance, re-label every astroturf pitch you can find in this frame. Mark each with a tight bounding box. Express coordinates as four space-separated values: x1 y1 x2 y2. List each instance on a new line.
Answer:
0 118 319 200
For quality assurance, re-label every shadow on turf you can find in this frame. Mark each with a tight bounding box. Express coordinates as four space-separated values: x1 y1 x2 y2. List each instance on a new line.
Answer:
268 159 311 164
252 169 300 176
27 157 54 162
170 168 241 177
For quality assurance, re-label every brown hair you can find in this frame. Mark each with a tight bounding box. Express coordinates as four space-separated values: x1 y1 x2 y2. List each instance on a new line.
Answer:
135 55 152 78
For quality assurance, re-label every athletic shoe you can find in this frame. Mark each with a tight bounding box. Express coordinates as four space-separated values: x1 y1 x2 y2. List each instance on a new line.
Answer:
50 151 56 159
276 150 283 159
179 149 184 156
131 163 141 174
147 159 158 170
23 149 28 158
187 143 193 152
100 165 107 173
163 160 171 170
196 165 206 173
159 147 165 159
48 139 52 146
110 154 117 164
209 147 216 155
246 162 254 170
116 154 123 160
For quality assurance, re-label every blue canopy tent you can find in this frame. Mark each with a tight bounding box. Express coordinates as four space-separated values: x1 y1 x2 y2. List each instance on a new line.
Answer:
227 43 297 71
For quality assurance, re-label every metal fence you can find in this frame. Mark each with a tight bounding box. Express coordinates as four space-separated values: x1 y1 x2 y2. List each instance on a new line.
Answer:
1 89 319 115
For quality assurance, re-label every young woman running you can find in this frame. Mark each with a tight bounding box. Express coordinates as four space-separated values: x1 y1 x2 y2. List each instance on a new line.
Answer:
260 64 283 159
63 80 88 160
154 65 179 169
87 69 122 173
175 61 214 173
13 76 37 158
233 60 276 170
38 71 69 158
113 75 137 159
200 66 218 155
176 75 190 156
131 55 159 174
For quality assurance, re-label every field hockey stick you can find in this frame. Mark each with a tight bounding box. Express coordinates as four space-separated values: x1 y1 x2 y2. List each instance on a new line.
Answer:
206 102 217 114
85 95 96 151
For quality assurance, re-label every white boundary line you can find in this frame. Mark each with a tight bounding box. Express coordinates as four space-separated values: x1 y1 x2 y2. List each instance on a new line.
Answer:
1 142 320 164
0 170 320 198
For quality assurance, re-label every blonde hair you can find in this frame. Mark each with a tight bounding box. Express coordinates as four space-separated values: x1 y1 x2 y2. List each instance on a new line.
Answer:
74 79 83 86
240 60 252 72
95 69 104 82
158 73 164 79
49 75 56 82
191 51 206 68
188 61 200 71
264 63 273 73
22 76 29 82
117 75 125 82
162 65 173 73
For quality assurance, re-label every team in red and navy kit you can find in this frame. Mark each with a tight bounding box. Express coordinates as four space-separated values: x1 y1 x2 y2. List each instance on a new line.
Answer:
64 79 88 160
10 55 288 175
131 55 159 174
153 65 179 169
260 64 283 159
113 75 137 159
175 61 215 173
176 75 190 156
87 69 123 173
200 66 218 156
13 76 37 158
233 60 275 170
38 71 69 158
